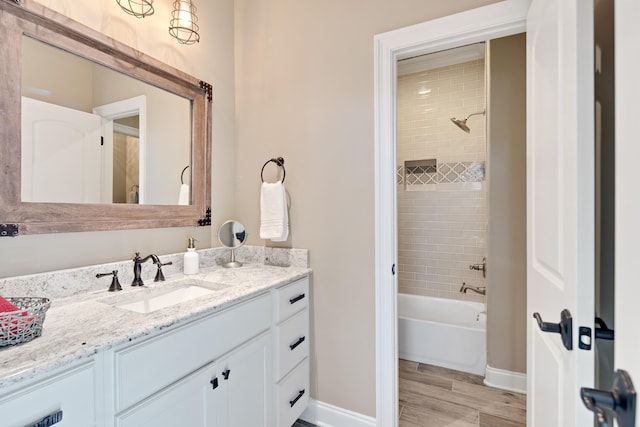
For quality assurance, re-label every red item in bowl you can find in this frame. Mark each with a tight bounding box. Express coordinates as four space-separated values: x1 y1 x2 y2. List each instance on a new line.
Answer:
0 296 20 313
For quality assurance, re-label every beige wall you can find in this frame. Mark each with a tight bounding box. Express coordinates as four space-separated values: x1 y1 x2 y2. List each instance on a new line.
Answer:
234 0 499 417
0 0 237 277
486 33 527 374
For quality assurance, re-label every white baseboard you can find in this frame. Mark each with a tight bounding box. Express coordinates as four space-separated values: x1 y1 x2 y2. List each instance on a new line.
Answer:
483 364 527 394
300 398 376 427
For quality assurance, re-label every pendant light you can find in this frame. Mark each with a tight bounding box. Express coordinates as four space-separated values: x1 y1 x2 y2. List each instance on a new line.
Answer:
169 0 200 45
116 0 155 18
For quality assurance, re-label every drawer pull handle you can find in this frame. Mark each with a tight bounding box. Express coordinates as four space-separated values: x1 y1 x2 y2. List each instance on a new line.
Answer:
28 410 63 427
210 377 219 389
290 389 305 407
290 336 306 351
222 369 231 380
289 293 305 304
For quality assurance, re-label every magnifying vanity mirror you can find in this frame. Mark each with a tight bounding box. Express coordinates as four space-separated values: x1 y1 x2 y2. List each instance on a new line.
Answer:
218 220 247 268
0 0 211 234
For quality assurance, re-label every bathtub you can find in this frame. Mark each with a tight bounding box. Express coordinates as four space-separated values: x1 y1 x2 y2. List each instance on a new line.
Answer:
398 293 486 376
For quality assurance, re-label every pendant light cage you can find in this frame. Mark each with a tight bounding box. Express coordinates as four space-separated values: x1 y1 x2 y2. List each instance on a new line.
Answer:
116 0 155 18
169 0 200 45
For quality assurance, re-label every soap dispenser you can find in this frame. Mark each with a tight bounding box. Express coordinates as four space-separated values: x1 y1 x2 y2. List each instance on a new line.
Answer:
184 237 199 275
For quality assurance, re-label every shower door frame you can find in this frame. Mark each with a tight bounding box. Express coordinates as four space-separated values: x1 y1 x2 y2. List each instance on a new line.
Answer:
373 1 530 425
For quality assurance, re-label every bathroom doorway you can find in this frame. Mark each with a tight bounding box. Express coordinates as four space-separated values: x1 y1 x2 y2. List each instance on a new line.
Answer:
394 35 527 425
372 4 529 425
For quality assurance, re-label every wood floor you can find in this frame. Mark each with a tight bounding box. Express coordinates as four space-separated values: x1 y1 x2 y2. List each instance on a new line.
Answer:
399 359 526 427
294 361 525 427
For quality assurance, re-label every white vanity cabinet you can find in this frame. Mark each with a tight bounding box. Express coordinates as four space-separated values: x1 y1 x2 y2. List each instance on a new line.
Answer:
0 273 311 427
273 277 310 427
0 360 99 427
109 293 273 427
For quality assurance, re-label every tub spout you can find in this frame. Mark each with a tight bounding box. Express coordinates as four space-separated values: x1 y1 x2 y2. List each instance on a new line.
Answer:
460 282 486 296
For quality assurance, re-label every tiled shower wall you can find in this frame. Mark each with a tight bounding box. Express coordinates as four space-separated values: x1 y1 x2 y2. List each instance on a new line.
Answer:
397 59 487 302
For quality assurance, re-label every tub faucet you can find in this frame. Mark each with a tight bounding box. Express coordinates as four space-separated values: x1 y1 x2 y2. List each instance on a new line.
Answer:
460 282 486 296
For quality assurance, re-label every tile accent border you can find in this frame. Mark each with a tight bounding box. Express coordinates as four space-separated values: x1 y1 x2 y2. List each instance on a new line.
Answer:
398 160 485 187
300 399 376 427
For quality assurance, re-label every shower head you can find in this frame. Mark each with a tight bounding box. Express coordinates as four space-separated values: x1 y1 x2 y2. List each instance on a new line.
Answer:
450 117 471 133
450 110 485 133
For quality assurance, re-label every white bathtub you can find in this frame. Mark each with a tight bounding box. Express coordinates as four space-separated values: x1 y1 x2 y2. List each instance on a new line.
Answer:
398 293 486 376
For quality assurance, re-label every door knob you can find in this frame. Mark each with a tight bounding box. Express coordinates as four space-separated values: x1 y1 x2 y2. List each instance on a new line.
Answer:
581 369 636 427
533 309 573 350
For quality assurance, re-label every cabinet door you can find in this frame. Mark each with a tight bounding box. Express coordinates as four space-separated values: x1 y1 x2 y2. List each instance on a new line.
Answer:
115 363 217 427
216 333 272 427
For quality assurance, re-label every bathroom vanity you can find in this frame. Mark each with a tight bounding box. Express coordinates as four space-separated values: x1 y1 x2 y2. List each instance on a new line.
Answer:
0 249 311 427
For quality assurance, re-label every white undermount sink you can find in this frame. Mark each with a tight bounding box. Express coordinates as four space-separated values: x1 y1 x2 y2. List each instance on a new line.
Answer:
100 280 224 314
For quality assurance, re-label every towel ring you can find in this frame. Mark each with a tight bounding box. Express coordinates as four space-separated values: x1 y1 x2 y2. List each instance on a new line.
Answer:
260 157 286 183
181 165 190 184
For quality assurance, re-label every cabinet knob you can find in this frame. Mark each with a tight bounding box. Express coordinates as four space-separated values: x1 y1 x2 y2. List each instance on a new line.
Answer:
210 377 219 389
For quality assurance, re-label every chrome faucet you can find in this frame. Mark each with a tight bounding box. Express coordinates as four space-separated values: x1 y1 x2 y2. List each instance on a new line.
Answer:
469 257 487 278
459 282 486 296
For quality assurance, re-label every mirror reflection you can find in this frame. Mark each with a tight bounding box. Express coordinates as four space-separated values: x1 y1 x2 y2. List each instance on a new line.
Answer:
218 220 247 268
21 36 192 205
218 220 247 249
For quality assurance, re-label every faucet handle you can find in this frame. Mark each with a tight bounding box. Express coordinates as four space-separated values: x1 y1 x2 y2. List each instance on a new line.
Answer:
96 270 123 292
153 258 173 282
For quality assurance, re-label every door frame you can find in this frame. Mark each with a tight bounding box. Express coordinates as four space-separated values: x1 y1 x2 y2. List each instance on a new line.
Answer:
93 95 147 204
373 1 530 425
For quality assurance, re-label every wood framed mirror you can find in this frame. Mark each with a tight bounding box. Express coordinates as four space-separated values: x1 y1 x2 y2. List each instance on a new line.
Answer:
0 0 212 235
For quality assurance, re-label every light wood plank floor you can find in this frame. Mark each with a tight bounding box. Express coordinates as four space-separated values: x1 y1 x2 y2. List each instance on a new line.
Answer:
399 359 526 427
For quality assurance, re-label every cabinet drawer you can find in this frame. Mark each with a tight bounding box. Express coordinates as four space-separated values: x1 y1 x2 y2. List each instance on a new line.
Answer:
276 308 309 380
274 277 309 323
277 358 309 427
114 293 270 411
0 362 96 427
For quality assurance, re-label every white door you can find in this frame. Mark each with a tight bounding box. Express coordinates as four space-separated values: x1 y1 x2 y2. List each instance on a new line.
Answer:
615 0 640 424
526 0 595 426
21 97 103 203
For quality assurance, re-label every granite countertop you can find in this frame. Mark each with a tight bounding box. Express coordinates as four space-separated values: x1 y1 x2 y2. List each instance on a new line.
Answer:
0 262 310 391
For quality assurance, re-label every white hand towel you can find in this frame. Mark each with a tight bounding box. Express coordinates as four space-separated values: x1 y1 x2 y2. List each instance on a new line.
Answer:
260 181 289 241
178 184 190 205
